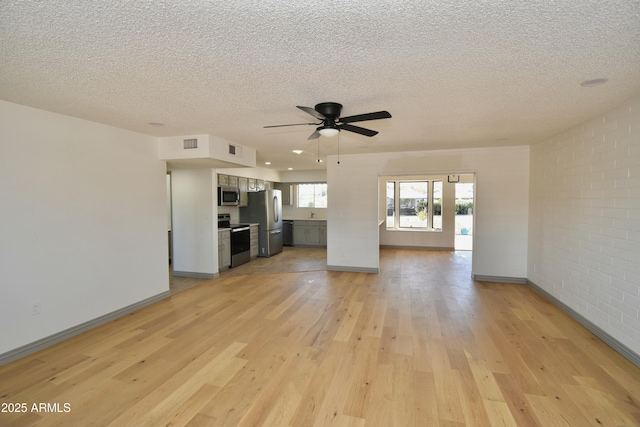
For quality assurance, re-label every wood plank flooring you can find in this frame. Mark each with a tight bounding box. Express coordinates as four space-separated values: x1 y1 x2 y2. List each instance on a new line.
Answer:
1 248 639 426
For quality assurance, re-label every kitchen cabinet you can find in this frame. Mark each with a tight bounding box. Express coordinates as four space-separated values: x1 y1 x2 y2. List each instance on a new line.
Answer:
218 229 231 271
319 221 327 245
293 224 305 245
238 177 248 207
293 220 327 247
250 224 259 259
218 174 266 195
274 183 292 205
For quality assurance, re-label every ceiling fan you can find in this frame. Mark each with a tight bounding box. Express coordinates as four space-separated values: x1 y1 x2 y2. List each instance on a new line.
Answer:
264 102 392 140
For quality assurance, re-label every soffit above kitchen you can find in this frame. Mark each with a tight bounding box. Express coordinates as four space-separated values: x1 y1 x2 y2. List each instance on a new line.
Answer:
1 0 639 171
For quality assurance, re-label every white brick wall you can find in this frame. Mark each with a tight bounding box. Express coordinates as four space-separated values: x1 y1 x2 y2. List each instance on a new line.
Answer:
528 96 640 357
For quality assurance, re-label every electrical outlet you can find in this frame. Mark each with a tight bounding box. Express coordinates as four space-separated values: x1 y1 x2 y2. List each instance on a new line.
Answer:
32 300 41 315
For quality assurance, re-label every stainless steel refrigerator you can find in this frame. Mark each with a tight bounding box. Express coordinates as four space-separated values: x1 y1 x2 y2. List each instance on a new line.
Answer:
240 189 283 257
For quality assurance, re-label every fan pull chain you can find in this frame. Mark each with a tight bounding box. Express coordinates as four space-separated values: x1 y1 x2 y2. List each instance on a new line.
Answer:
337 134 340 164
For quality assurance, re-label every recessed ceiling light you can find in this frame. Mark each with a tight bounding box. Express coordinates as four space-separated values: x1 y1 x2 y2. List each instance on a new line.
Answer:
147 122 164 126
292 150 303 155
264 162 271 165
580 78 608 87
288 167 293 170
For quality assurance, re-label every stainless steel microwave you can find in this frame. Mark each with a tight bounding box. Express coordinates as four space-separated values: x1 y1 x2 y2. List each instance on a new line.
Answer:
218 186 239 206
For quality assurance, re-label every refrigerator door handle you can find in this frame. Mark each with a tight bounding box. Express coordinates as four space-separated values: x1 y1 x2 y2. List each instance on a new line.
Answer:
270 229 282 235
273 195 279 222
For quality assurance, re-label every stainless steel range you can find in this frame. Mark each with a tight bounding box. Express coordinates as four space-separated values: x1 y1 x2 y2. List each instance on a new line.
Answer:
218 214 251 268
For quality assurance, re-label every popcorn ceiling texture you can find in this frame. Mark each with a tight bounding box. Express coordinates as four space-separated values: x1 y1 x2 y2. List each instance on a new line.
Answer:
1 0 639 169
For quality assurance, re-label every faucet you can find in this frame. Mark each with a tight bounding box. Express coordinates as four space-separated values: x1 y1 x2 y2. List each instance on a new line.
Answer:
310 211 315 218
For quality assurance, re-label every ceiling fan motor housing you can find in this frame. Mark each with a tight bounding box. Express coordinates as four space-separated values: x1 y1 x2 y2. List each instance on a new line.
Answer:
315 102 342 119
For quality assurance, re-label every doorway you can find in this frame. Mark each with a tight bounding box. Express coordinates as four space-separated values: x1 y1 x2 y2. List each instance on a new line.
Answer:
454 179 474 251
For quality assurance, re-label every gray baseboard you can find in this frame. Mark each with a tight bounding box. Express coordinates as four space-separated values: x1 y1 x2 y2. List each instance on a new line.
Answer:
327 265 380 274
472 274 528 284
172 271 217 279
527 279 640 368
0 290 171 366
380 245 455 251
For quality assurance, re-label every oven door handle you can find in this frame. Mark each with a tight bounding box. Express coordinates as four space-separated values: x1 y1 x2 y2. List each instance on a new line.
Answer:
231 226 250 233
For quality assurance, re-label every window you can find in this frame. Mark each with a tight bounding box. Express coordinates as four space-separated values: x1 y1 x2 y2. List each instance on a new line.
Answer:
399 181 428 228
386 181 395 227
386 179 442 230
297 183 327 208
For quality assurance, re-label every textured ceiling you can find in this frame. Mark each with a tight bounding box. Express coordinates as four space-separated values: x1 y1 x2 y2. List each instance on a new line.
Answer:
2 0 640 171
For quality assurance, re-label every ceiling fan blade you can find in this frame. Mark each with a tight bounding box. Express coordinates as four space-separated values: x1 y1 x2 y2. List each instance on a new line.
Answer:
264 122 317 128
339 110 392 124
297 105 327 120
339 123 378 137
307 129 321 140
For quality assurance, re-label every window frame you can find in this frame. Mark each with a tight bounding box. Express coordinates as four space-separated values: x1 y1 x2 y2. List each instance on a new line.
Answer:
386 179 442 231
296 183 327 209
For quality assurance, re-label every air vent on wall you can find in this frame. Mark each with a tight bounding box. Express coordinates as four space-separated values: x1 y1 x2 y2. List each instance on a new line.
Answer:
229 144 242 156
183 138 198 149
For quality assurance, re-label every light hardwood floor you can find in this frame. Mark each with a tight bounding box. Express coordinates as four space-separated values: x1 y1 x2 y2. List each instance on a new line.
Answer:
1 248 639 426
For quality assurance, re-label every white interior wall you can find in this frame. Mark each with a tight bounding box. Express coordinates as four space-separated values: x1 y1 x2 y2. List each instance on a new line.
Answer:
528 96 640 357
326 146 529 277
171 168 218 276
0 100 169 355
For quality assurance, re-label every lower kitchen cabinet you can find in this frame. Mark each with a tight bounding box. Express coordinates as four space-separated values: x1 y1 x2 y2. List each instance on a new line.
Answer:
319 222 327 245
218 229 231 271
292 220 327 247
250 224 259 259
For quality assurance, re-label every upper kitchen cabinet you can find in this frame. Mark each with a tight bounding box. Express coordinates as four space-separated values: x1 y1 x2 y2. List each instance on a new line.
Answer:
274 183 293 205
238 177 248 207
218 174 229 186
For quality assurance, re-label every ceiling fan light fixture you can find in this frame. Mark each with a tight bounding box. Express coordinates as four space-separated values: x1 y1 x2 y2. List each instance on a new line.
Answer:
318 127 339 138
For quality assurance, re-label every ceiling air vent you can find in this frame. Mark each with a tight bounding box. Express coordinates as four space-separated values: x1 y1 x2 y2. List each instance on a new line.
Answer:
183 138 198 149
228 144 242 156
